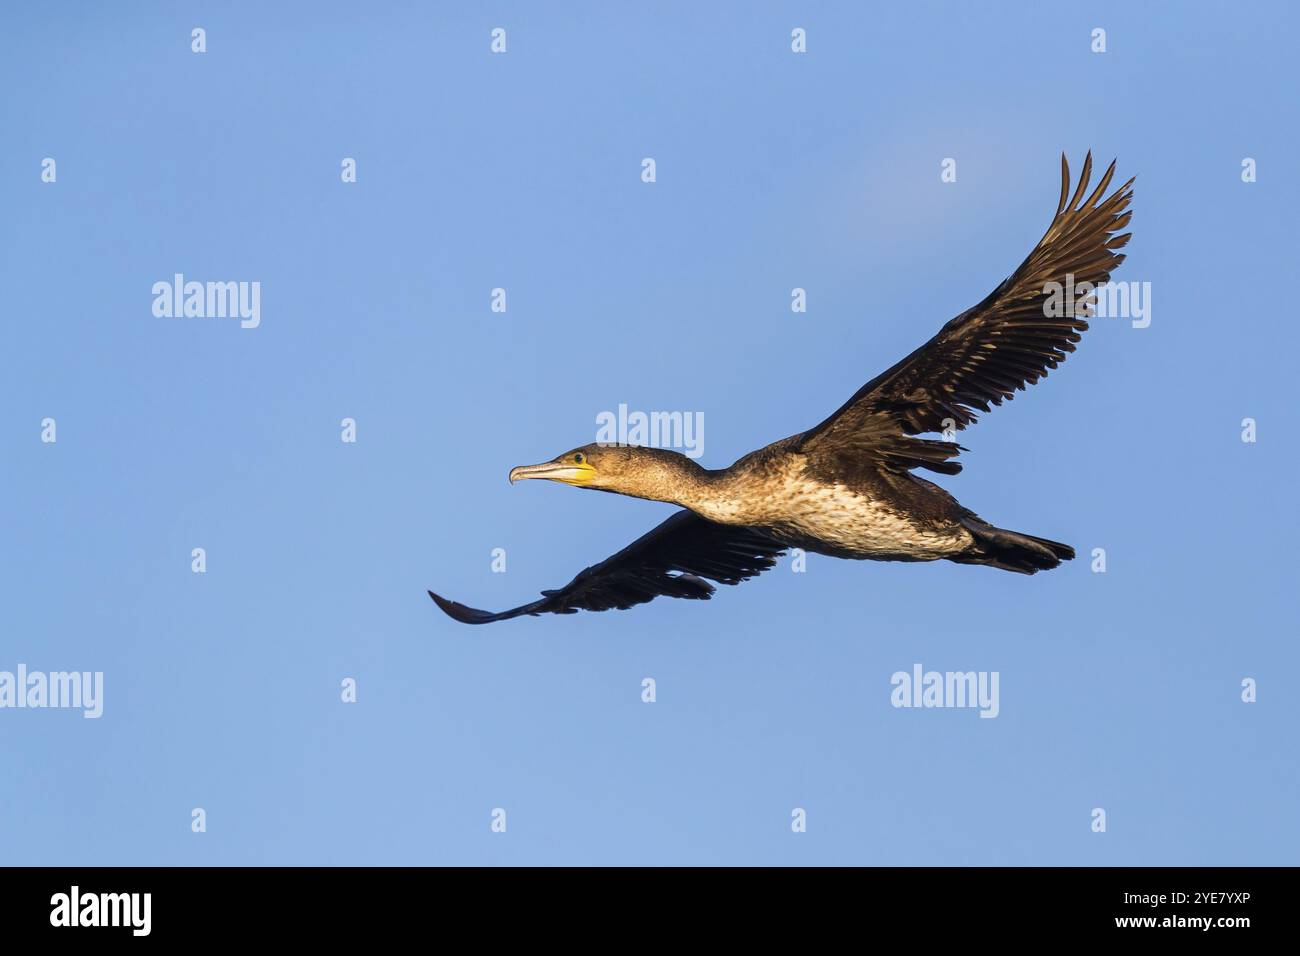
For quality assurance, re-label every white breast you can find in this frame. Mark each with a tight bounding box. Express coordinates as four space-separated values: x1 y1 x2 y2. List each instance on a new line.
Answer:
694 473 970 560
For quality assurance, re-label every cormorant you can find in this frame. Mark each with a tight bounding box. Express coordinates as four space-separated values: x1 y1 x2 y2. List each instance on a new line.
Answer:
430 153 1134 624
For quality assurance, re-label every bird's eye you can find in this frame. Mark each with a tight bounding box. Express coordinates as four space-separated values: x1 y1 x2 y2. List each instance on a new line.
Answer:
574 453 585 464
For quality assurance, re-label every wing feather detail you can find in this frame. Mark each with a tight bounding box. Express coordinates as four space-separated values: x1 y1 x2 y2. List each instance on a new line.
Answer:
429 511 785 624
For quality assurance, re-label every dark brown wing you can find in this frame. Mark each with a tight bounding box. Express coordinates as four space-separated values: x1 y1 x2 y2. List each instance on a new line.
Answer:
428 510 786 624
797 152 1134 477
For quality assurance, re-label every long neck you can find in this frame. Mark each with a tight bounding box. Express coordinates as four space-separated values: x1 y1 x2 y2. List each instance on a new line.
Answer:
623 457 747 524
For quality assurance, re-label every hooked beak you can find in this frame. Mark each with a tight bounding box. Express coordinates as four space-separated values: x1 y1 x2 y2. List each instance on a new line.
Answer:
508 460 597 486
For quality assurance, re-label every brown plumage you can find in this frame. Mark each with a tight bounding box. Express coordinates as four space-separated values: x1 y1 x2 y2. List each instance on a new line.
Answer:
430 153 1134 623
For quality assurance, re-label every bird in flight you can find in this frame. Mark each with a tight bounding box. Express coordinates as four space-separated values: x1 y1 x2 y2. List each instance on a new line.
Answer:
430 153 1134 624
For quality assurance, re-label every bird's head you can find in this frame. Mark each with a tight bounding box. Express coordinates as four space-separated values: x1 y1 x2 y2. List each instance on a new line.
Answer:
508 444 706 503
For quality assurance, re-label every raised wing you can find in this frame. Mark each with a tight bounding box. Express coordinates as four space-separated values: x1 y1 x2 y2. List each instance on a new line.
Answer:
428 510 786 624
798 152 1134 477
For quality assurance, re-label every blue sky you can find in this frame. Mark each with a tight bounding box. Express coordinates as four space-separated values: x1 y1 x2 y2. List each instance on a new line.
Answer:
2 0 1297 865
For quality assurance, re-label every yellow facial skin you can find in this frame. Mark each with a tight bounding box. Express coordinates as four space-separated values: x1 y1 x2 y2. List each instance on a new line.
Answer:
508 458 597 486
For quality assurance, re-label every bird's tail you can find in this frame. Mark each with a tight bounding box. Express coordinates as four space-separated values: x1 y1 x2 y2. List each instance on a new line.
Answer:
948 513 1074 575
